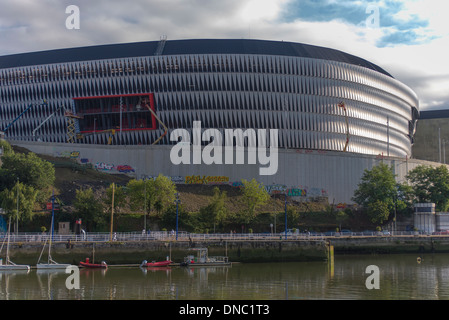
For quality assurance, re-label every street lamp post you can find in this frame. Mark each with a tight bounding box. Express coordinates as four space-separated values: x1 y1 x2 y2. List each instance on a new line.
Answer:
51 189 55 242
16 178 19 235
94 118 97 144
175 193 181 240
285 193 288 240
144 179 147 233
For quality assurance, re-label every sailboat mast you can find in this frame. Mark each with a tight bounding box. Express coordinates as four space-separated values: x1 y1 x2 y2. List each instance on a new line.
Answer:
110 183 115 241
48 215 53 263
6 217 11 265
48 191 55 263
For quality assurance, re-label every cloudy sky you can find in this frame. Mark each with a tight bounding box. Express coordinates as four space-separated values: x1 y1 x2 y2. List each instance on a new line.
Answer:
0 0 448 111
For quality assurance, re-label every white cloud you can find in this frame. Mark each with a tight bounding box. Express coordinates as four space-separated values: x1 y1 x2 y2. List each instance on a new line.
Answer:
238 0 288 21
0 0 447 110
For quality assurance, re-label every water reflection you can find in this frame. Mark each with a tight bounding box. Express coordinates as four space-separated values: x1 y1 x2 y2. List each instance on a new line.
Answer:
0 270 30 300
0 254 449 299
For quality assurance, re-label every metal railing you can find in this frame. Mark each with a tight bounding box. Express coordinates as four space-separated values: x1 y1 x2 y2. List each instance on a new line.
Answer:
0 230 444 243
0 231 325 243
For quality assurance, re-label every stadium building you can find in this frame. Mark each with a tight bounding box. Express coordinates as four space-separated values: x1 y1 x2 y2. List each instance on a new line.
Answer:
0 39 428 204
412 109 449 163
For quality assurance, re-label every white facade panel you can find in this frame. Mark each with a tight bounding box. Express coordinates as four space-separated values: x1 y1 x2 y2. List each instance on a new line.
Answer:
8 125 441 205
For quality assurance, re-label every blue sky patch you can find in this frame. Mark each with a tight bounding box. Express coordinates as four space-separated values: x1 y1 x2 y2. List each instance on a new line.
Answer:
281 0 431 47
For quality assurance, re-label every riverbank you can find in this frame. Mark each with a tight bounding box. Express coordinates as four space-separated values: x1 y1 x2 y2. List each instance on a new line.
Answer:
5 235 449 265
330 235 449 254
5 239 328 265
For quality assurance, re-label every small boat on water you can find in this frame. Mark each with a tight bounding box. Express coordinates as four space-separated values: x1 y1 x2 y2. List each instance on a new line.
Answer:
79 244 107 268
36 239 71 270
0 260 30 271
79 258 108 268
36 210 72 271
0 217 30 272
36 259 71 270
180 248 231 267
140 259 172 268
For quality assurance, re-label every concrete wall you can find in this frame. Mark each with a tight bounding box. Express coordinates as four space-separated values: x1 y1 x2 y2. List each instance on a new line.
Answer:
436 213 449 231
331 236 449 254
414 203 436 233
412 118 449 163
6 240 328 264
9 140 448 204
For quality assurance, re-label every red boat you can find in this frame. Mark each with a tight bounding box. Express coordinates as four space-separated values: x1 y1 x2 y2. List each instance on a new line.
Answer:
140 260 172 267
79 258 108 268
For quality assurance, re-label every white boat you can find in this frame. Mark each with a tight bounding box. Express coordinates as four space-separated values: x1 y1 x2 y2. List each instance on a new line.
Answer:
36 257 71 270
180 248 231 267
36 210 71 270
0 217 30 272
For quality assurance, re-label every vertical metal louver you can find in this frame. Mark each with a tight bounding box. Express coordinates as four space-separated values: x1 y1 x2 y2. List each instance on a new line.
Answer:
0 44 418 157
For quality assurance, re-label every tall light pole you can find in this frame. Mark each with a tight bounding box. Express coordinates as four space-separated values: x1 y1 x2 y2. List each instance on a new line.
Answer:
51 189 55 242
387 116 390 157
110 183 115 241
443 139 446 164
16 178 19 235
284 193 288 240
94 118 97 144
119 96 123 145
175 193 181 240
144 179 147 233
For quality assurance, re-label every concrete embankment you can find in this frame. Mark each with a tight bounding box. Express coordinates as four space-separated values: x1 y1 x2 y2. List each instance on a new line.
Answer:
330 235 449 254
5 239 328 265
6 236 449 265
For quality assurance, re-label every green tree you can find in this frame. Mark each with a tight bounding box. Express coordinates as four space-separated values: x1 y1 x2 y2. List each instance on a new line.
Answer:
0 180 38 230
152 174 177 217
160 203 192 232
335 210 349 231
127 179 148 212
239 179 270 225
406 165 433 203
104 183 127 213
0 168 16 191
352 163 407 224
0 139 13 155
396 182 415 214
198 187 228 232
126 175 177 220
0 150 55 203
126 178 156 230
406 165 449 211
74 188 104 231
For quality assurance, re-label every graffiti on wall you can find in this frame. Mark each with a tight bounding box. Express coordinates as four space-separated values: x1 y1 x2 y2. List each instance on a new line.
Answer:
116 165 135 173
50 149 329 198
54 150 81 159
239 183 327 199
185 175 230 185
308 187 328 197
140 175 185 183
94 163 135 173
138 173 329 199
52 149 136 174
95 162 115 171
230 181 244 188
287 188 307 197
264 184 287 194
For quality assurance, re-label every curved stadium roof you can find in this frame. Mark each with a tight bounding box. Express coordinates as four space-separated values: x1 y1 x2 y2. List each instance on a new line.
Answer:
0 39 393 77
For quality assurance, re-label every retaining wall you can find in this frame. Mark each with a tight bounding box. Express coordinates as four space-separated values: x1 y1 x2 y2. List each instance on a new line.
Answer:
5 239 328 265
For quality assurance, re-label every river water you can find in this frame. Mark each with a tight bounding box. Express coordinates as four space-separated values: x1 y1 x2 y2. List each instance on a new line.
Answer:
1 253 449 300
